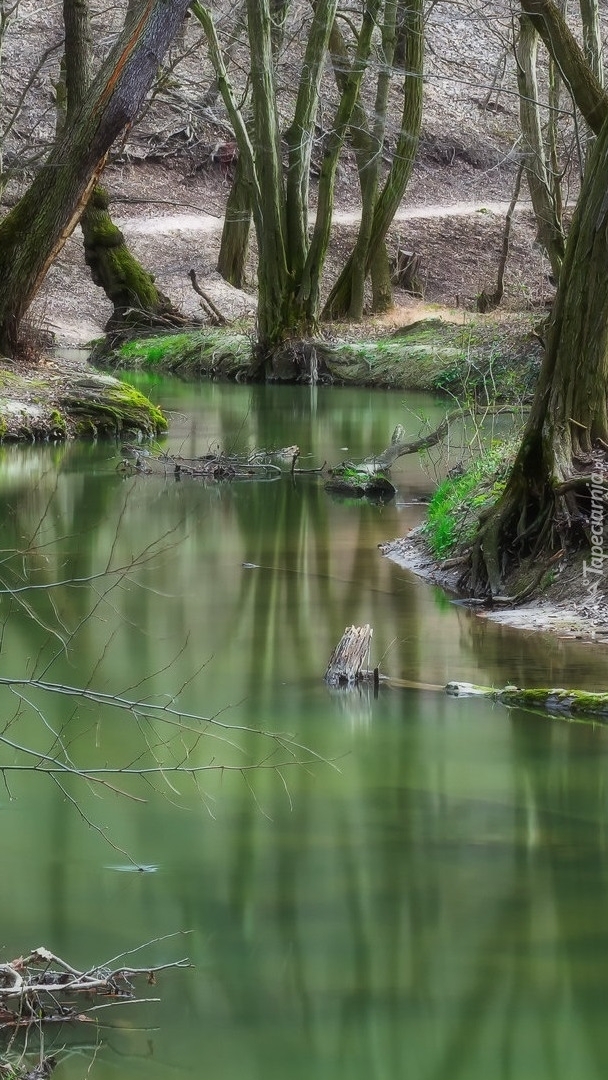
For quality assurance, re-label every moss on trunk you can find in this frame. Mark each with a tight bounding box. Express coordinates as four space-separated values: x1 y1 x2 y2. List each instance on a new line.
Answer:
81 187 187 333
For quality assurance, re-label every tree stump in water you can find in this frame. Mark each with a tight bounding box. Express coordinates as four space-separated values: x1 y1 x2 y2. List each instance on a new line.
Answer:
325 624 374 686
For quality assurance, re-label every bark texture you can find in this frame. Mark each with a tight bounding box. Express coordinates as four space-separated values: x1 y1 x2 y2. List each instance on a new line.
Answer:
468 115 608 595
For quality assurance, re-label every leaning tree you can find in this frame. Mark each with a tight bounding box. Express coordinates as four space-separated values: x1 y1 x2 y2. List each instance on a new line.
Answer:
61 0 191 336
466 0 608 596
0 0 192 358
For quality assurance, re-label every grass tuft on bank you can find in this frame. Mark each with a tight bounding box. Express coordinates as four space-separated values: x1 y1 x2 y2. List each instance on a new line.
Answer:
425 438 517 557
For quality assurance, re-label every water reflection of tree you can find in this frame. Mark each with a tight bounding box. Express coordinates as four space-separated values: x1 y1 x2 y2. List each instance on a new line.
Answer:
141 677 608 1079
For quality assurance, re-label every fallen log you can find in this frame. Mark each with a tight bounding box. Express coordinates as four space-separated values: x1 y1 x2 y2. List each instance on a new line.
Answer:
445 681 608 717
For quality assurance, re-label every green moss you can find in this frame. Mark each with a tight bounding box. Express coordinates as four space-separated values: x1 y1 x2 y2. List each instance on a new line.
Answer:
50 408 67 436
59 381 167 437
425 439 517 557
498 688 608 717
90 219 124 248
112 330 255 378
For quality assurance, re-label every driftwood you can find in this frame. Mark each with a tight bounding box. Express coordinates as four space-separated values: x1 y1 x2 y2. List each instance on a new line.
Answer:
117 446 283 482
325 625 376 687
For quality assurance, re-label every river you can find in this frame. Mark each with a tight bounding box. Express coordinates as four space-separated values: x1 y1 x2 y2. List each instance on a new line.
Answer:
2 380 608 1080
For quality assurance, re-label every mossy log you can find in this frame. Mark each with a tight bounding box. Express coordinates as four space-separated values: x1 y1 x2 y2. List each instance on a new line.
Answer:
446 681 608 717
324 472 396 500
58 376 167 437
0 361 166 441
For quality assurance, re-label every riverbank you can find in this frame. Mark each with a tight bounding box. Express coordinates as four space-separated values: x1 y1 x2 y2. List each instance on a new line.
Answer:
101 312 542 400
0 354 166 439
381 528 608 645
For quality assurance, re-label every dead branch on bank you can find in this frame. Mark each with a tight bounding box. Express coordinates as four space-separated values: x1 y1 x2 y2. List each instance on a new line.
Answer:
188 269 227 325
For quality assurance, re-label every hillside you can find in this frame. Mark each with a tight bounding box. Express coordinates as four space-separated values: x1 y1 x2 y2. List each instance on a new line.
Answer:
0 0 587 345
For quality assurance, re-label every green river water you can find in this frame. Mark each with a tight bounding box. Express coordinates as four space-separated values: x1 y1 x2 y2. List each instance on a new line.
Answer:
2 380 608 1080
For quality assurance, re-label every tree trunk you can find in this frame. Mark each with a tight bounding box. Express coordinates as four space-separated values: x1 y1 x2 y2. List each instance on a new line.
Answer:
284 0 338 295
348 0 398 319
217 154 252 288
580 0 604 86
300 0 384 324
0 0 192 358
81 187 185 332
516 15 565 280
467 115 608 596
323 0 424 320
521 0 608 134
245 0 291 353
62 0 187 333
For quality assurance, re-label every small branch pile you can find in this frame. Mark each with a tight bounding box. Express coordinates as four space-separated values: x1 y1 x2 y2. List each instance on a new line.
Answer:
0 946 190 1029
117 444 300 482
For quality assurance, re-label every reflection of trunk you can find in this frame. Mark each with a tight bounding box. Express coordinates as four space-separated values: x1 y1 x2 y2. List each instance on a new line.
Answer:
0 0 191 357
468 118 608 595
63 0 186 332
323 0 424 320
515 15 564 280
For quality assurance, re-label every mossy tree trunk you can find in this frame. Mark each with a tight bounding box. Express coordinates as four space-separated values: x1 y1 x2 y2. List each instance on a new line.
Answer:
323 0 424 320
0 0 192 358
81 187 187 332
468 117 608 595
62 0 187 333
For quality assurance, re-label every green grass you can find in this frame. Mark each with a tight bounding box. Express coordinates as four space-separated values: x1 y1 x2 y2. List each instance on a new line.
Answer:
425 438 517 557
116 330 253 374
